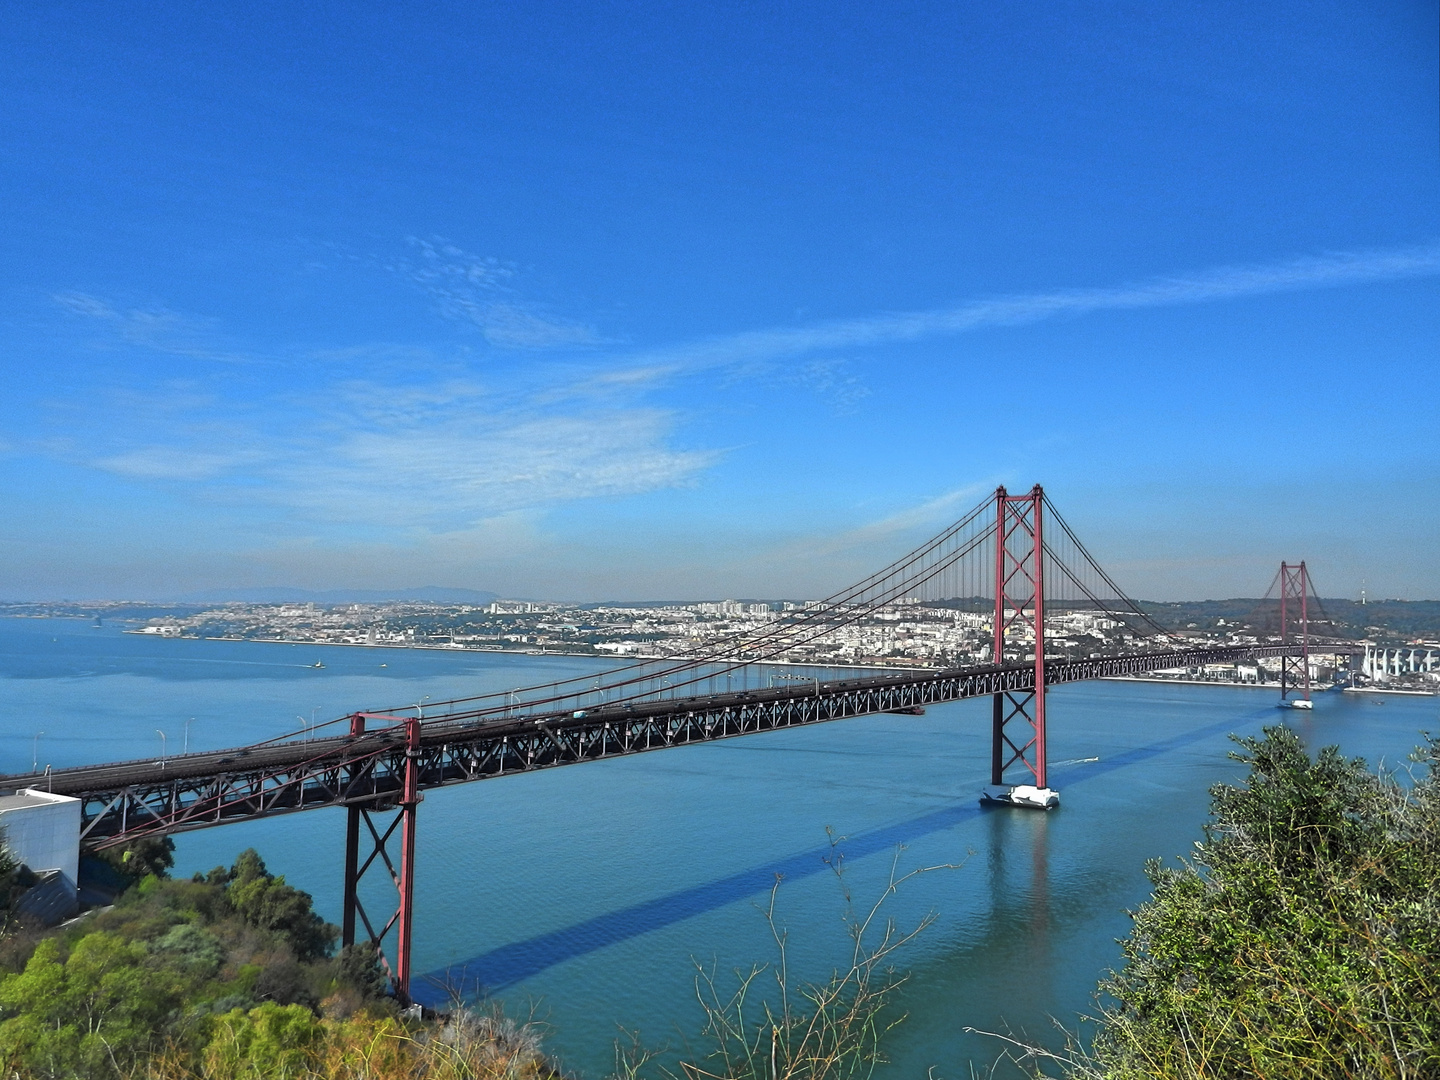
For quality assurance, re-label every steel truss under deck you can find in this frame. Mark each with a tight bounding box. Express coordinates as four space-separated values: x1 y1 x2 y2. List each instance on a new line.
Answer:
18 643 1340 850
3 641 1359 1004
0 479 1366 1005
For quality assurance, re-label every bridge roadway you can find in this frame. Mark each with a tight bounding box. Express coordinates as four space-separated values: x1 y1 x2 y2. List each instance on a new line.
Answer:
1 644 1339 848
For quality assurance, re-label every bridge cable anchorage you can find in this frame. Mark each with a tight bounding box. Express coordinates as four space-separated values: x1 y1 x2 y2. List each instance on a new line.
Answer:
17 486 1364 1004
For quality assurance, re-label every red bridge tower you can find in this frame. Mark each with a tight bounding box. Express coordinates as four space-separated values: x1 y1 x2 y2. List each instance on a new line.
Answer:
988 485 1056 806
1278 561 1313 707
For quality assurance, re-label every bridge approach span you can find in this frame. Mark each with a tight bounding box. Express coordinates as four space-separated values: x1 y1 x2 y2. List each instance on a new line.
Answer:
4 643 1337 848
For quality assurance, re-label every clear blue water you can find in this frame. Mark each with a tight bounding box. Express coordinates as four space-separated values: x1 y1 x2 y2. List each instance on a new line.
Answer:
3 616 1435 1077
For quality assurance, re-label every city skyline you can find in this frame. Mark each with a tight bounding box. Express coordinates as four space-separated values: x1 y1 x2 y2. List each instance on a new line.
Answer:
1 2 1436 602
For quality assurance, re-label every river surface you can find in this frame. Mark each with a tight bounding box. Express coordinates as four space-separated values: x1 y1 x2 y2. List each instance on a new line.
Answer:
2 616 1435 1078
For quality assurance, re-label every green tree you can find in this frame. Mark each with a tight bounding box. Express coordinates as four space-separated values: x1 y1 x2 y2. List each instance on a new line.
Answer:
152 922 226 978
1040 726 1440 1080
224 849 338 962
0 832 17 913
100 836 177 883
0 933 181 1079
332 941 390 1000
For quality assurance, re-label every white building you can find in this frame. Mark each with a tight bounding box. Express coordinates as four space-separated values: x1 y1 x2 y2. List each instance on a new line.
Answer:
0 788 81 915
1362 645 1439 682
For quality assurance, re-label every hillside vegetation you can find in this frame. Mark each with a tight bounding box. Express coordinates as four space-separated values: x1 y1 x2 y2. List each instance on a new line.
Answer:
1016 726 1440 1079
5 726 1436 1078
0 849 559 1080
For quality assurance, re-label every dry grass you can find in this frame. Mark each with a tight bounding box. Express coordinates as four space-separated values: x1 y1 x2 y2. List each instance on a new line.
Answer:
615 834 965 1080
106 1003 560 1080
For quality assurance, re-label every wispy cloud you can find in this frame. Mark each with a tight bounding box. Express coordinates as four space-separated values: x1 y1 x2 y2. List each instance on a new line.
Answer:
45 282 706 526
396 237 607 349
590 243 1440 384
95 446 269 481
786 358 871 414
282 405 719 527
56 368 716 528
43 241 1438 539
53 292 252 363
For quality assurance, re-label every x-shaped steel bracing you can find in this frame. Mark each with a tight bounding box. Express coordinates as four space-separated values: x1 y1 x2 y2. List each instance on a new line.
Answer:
991 486 1048 789
340 713 420 1004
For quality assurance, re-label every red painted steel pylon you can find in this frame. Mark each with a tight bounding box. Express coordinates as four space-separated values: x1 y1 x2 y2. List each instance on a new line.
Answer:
341 713 421 1003
990 485 1048 789
1279 561 1312 703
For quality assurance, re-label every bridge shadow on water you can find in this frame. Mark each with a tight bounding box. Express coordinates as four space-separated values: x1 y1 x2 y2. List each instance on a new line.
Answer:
412 706 1275 1007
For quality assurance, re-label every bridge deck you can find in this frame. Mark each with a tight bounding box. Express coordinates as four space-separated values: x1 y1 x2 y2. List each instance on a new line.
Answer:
0 645 1348 847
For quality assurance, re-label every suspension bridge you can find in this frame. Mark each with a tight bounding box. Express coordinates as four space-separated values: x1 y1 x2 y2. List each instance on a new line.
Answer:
0 486 1353 1002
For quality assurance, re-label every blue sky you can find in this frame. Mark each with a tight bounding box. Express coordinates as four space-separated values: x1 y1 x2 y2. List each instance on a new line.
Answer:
1 1 1436 601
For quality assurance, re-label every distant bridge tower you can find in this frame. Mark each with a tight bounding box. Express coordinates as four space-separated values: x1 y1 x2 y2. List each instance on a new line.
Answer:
1278 561 1312 705
990 485 1052 798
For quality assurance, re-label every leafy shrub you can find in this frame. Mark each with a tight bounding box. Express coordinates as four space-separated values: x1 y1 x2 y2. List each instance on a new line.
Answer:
202 1002 325 1080
152 923 226 977
98 836 177 884
218 850 338 962
0 834 17 911
0 933 181 1079
1008 726 1440 1080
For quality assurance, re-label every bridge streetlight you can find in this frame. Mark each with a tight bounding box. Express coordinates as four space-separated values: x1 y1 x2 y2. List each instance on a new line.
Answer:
156 729 167 769
770 672 821 697
32 731 44 773
415 696 430 720
185 717 194 755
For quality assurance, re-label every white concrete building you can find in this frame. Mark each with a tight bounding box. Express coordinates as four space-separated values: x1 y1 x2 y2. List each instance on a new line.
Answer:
0 788 81 901
1362 645 1439 682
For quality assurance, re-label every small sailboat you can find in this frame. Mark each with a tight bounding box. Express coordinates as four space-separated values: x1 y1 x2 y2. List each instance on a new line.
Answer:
311 660 325 669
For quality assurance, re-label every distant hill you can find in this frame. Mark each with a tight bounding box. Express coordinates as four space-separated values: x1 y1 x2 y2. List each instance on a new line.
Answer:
178 586 499 605
1141 598 1440 641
